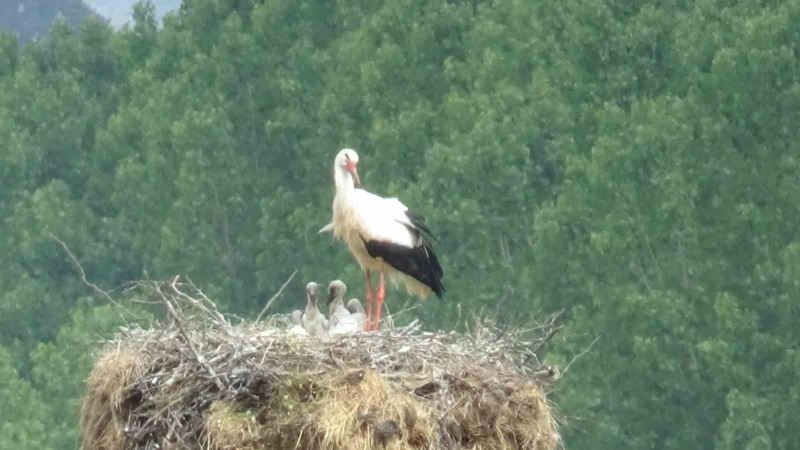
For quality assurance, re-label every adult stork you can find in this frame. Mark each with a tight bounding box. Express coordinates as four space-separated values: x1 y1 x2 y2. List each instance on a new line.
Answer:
321 148 444 330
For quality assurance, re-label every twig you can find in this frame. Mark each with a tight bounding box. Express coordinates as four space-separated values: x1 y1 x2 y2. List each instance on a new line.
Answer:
530 325 563 357
158 277 225 391
562 334 602 375
520 309 563 367
388 303 421 320
171 276 228 327
256 270 297 321
48 232 139 318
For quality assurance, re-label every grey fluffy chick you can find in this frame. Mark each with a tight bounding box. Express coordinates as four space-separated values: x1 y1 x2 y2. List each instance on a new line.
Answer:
302 282 328 337
327 280 360 335
346 298 367 332
289 310 307 335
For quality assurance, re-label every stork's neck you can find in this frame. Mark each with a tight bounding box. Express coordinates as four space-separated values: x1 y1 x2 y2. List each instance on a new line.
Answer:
306 295 317 314
334 166 356 194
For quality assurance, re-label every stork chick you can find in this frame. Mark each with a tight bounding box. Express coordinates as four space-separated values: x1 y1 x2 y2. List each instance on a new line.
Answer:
327 280 352 326
346 298 367 332
289 310 307 335
327 280 359 335
302 282 328 337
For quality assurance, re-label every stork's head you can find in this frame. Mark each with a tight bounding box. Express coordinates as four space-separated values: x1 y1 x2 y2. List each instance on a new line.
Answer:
327 279 347 305
346 298 365 314
291 309 303 325
306 281 320 304
334 148 360 188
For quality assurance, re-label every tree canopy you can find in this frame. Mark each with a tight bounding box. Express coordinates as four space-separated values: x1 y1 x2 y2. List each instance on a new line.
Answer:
1 0 799 449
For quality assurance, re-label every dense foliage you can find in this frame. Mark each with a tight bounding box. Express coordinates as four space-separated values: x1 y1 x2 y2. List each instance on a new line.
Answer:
1 0 798 449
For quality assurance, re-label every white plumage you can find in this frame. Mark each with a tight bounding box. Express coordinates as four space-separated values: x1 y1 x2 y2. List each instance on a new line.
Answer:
329 314 360 335
346 298 367 332
301 282 328 337
326 280 359 335
326 281 350 319
321 148 444 330
289 310 308 336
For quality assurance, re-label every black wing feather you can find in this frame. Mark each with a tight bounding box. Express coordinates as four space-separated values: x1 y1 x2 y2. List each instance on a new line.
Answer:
404 210 434 238
362 237 445 299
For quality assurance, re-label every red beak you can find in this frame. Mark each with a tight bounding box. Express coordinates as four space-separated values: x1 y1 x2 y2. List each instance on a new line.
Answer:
346 161 361 186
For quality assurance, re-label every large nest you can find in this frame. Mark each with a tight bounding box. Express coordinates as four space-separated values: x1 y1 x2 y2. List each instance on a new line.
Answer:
81 278 562 450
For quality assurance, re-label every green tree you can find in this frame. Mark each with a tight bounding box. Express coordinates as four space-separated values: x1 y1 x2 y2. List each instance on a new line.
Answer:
1 1 799 449
0 347 51 449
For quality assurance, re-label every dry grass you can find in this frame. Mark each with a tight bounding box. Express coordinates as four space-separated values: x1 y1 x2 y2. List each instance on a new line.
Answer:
202 402 263 450
450 383 560 450
80 345 146 450
80 278 562 450
314 370 435 450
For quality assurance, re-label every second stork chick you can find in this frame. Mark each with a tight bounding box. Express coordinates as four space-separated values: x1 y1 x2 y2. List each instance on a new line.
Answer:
346 298 367 332
327 280 360 335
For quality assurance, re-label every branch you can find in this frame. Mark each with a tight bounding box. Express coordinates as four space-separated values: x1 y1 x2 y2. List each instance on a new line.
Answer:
256 270 297 322
520 309 564 367
563 334 602 375
157 277 225 390
533 324 563 354
170 276 228 327
48 232 138 317
531 309 564 352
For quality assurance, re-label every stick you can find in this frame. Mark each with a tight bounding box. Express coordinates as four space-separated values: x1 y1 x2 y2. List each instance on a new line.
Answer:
531 325 563 355
171 276 228 327
256 270 297 321
48 232 139 318
158 277 225 390
563 334 602 375
520 309 564 367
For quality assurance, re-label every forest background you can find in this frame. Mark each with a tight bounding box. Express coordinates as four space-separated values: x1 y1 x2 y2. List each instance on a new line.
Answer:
1 0 798 449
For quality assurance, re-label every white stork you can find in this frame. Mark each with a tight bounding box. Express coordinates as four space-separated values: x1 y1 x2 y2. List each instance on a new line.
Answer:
301 282 328 337
321 148 444 330
346 298 367 331
289 310 308 335
326 280 352 324
327 280 359 335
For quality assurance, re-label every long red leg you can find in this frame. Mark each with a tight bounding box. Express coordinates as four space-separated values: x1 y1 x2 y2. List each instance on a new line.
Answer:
365 271 375 331
375 272 385 330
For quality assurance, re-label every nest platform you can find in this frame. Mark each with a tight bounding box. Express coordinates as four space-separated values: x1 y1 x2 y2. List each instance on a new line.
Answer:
80 279 561 450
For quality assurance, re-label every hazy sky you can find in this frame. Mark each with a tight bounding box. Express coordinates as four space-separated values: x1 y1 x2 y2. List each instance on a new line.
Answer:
84 0 182 27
